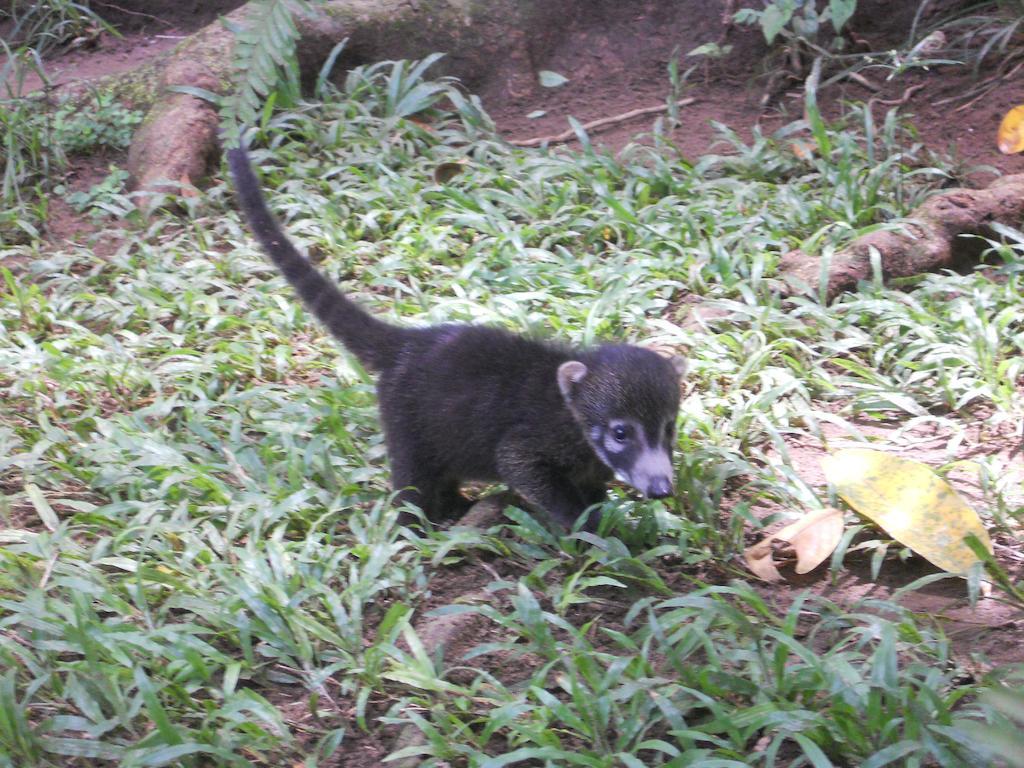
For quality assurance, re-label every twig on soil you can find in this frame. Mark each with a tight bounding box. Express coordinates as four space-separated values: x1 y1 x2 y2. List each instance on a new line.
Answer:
38 552 58 590
478 560 503 583
870 83 926 108
508 97 697 147
845 70 881 92
931 57 1024 110
950 58 1024 113
720 0 738 29
2 628 34 650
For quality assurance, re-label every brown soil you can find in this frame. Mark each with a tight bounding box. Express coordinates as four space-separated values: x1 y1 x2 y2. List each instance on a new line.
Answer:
11 1 1024 765
484 0 1024 176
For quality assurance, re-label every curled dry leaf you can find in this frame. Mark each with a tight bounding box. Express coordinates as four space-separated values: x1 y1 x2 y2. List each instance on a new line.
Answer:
821 448 992 574
433 158 468 184
997 105 1024 154
744 507 845 582
789 139 816 160
908 29 947 59
179 174 199 198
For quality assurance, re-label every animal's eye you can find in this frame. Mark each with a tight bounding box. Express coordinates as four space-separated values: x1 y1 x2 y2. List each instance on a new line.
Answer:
611 424 631 442
665 422 675 437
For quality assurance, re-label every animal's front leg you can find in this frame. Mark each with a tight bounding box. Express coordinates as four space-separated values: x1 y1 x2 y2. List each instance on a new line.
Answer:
496 444 600 532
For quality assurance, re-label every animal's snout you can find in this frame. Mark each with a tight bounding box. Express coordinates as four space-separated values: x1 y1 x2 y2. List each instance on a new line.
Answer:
646 476 673 499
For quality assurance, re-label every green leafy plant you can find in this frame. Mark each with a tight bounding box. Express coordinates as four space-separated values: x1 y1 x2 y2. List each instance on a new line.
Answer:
735 0 857 46
62 166 132 219
217 0 455 146
727 0 953 93
51 91 142 154
218 0 318 146
952 664 1024 767
0 50 142 240
0 41 57 240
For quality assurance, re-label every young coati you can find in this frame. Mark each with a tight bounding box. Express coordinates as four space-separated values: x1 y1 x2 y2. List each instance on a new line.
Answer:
227 145 686 531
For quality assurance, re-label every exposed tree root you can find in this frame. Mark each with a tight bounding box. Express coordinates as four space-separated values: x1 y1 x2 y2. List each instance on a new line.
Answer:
779 174 1024 301
122 0 580 195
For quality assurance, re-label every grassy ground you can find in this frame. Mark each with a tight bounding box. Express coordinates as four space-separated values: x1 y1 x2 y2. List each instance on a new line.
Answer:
1 61 1023 767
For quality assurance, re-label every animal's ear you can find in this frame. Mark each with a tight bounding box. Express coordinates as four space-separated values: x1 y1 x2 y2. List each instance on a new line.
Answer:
557 361 588 400
669 355 688 377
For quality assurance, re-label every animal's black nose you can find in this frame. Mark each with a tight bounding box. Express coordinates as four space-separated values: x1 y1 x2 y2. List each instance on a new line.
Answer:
646 477 673 499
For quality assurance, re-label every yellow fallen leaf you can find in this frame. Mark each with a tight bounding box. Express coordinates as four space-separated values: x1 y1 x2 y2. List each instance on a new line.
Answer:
997 105 1024 154
821 448 992 574
744 507 844 582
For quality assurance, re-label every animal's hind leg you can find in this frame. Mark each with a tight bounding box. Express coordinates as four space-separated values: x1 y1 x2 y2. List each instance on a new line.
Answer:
380 402 439 524
381 402 471 524
433 481 474 521
390 454 470 524
389 455 441 524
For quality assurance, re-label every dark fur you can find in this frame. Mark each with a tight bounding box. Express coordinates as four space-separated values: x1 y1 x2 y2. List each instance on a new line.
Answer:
227 146 683 530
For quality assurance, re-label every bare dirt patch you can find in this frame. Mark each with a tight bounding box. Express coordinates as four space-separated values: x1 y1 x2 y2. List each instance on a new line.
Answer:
482 0 1024 176
481 0 766 161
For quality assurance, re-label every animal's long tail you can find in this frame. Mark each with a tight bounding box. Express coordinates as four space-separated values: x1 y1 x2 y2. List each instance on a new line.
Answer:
227 146 402 371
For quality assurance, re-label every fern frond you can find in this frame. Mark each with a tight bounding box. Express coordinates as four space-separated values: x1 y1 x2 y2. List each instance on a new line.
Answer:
221 0 319 147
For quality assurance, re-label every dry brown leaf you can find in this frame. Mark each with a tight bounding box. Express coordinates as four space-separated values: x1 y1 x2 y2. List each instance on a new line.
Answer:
433 159 468 184
743 507 844 582
790 139 816 160
179 174 198 198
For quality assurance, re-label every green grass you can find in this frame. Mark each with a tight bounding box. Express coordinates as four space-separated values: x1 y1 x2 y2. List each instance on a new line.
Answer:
1 59 1022 766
